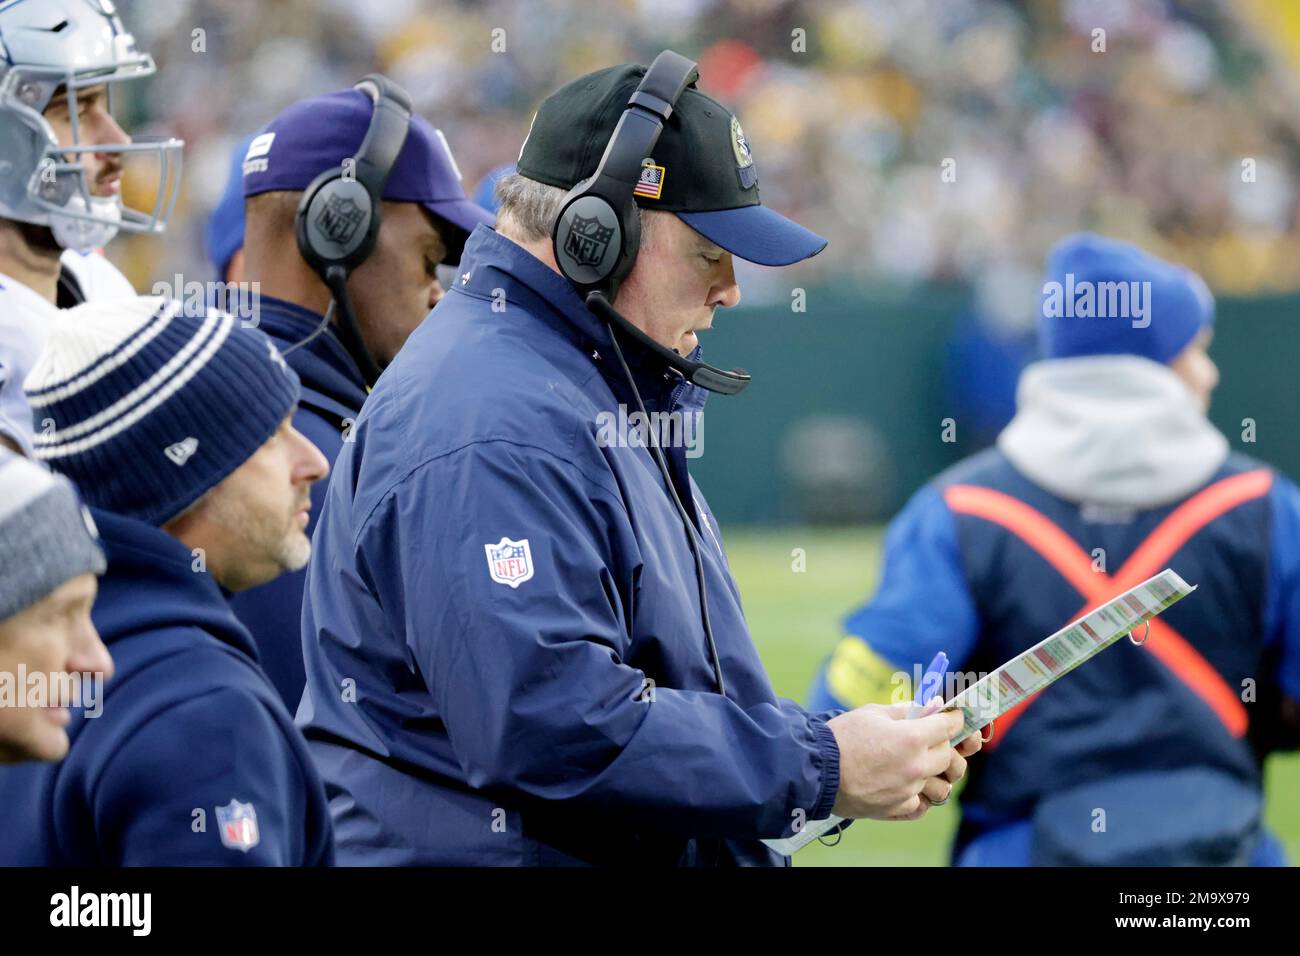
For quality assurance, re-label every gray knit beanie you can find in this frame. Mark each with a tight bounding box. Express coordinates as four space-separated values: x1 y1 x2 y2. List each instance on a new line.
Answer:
0 448 106 621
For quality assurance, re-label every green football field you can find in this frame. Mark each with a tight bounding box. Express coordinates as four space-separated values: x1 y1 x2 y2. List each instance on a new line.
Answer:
721 526 1300 867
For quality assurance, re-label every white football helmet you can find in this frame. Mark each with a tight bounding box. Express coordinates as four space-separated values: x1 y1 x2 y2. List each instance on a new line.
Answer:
0 0 182 251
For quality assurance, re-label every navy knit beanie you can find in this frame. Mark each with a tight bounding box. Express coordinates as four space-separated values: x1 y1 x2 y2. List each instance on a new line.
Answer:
1040 232 1214 364
24 297 301 525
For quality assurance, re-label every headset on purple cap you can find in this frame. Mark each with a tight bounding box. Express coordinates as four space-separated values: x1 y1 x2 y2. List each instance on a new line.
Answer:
289 73 412 388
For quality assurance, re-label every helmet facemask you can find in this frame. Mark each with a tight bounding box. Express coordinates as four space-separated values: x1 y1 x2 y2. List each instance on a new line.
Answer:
0 41 182 252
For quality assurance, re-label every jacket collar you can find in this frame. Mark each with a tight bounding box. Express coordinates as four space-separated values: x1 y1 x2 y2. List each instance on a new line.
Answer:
255 294 368 412
452 225 711 414
89 508 259 662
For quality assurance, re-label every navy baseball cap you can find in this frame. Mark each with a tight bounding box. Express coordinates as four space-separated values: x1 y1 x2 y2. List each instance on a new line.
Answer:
242 89 494 261
517 63 826 267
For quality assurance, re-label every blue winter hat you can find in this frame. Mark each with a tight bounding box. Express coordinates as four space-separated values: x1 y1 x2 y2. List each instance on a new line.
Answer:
1040 232 1214 364
24 297 301 526
204 134 256 280
473 162 515 216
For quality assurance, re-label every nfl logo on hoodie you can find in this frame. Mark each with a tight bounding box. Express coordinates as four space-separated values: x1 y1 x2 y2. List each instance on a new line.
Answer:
216 799 260 853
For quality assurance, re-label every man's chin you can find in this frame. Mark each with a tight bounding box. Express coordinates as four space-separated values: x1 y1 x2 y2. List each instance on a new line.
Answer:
278 529 313 574
13 723 70 764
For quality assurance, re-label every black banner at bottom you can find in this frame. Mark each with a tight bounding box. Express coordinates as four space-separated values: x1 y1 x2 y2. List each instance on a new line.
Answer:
0 865 1290 941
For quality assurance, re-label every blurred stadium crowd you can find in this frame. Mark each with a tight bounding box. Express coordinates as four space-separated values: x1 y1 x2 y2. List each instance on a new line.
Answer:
112 0 1300 320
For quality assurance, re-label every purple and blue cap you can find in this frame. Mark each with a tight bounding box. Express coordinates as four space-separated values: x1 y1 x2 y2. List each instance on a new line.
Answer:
242 89 494 262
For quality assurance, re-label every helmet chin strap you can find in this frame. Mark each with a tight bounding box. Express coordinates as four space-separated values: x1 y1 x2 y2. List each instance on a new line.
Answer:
49 194 122 253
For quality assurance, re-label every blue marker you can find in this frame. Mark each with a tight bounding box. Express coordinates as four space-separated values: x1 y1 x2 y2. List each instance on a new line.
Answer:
909 651 949 716
763 649 952 856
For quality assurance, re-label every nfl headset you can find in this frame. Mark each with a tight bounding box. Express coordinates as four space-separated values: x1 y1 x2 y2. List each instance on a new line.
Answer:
552 51 751 396
551 51 745 696
290 73 413 387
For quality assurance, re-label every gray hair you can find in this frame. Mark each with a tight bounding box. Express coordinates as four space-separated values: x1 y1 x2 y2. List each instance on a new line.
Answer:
493 173 568 243
494 172 664 246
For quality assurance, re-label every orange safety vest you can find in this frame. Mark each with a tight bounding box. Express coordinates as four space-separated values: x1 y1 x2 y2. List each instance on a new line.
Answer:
943 468 1273 747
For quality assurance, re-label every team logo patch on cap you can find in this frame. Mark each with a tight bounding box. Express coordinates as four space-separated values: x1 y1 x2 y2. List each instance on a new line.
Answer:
485 536 534 588
633 163 666 200
216 799 260 853
730 115 757 189
242 132 275 176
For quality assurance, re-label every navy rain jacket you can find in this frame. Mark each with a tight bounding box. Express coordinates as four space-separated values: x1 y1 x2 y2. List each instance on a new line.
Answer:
299 225 840 865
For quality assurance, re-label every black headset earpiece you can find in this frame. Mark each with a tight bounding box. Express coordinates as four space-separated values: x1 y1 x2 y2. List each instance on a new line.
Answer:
291 73 413 386
297 74 412 275
552 50 696 301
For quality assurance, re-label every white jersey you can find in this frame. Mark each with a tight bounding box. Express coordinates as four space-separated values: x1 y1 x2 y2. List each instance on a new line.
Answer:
59 247 136 301
0 251 134 456
0 272 61 456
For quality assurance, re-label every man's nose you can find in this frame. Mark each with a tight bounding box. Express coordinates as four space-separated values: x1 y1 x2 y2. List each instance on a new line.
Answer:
291 428 330 485
712 258 741 309
67 623 114 682
92 112 131 154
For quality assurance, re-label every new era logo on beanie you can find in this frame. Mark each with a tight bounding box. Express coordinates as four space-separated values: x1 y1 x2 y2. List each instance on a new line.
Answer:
24 297 301 526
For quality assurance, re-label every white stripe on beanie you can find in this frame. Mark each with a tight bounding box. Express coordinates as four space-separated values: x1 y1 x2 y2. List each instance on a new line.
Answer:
35 311 233 459
20 295 301 526
27 297 181 409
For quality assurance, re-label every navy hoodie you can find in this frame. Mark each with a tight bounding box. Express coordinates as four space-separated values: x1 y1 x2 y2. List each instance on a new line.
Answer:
0 509 334 865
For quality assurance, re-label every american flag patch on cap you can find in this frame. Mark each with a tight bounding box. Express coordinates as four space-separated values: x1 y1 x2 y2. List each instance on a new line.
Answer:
633 164 665 200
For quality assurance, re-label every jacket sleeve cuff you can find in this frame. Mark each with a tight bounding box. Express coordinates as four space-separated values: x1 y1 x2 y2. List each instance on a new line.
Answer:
808 714 841 821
